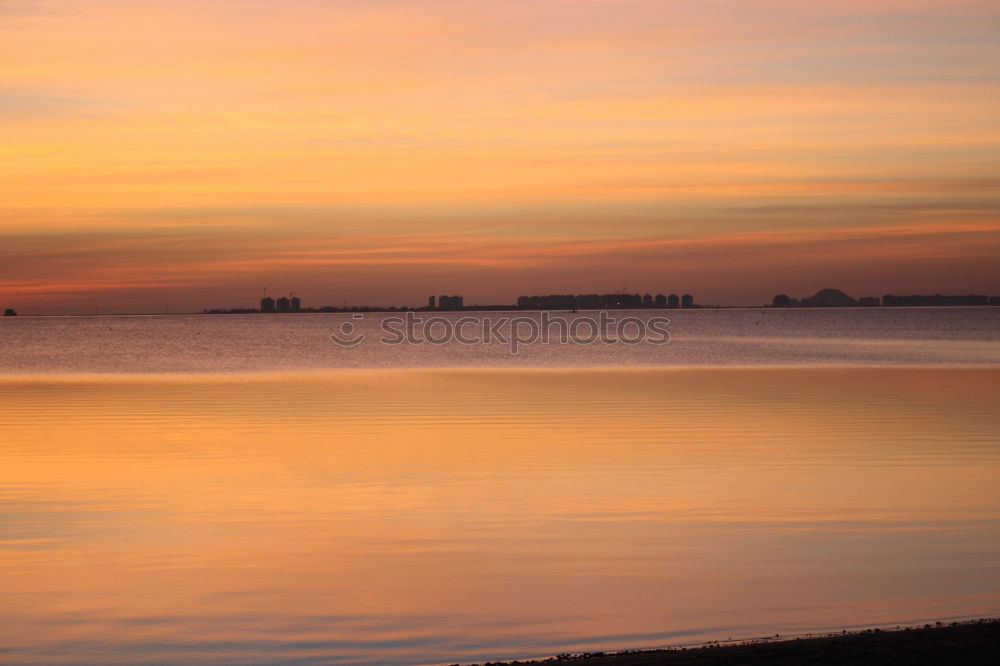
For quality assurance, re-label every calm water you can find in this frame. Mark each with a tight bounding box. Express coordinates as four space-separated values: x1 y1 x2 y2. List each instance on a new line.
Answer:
1 309 999 664
1 307 999 372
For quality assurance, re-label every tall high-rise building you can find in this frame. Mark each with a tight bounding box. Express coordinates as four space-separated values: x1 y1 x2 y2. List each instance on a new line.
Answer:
260 296 275 313
276 296 291 313
291 296 301 312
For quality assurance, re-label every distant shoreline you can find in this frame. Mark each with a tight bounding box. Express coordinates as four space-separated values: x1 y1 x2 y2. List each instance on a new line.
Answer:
457 619 1000 666
4 304 1000 317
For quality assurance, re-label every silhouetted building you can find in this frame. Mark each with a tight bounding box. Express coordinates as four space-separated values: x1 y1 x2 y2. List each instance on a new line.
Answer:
615 293 642 308
859 296 879 307
991 296 1000 306
276 296 291 313
439 295 464 310
668 294 680 308
882 293 989 307
260 296 275 313
642 293 653 306
428 295 436 309
681 294 694 308
516 293 655 309
290 296 301 312
654 294 666 307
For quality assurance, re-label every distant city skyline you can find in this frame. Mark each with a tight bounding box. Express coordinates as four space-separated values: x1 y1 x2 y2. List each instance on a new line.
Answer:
8 281 1000 316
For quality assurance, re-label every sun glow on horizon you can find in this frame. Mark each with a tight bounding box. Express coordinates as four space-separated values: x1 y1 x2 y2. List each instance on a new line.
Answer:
2 0 999 312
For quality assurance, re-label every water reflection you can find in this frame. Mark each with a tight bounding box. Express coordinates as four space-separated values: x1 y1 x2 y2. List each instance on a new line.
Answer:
2 308 1000 373
2 368 999 664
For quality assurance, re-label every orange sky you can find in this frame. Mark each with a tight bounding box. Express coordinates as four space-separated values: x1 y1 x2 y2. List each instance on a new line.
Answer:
2 0 999 312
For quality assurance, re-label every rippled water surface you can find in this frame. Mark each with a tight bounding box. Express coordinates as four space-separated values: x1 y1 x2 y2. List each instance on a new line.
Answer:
1 307 999 371
1 310 999 664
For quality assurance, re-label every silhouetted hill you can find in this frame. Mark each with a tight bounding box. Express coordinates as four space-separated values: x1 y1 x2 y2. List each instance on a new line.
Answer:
801 288 857 307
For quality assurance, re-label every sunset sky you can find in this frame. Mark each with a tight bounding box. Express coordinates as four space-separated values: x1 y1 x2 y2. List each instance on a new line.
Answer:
3 0 999 313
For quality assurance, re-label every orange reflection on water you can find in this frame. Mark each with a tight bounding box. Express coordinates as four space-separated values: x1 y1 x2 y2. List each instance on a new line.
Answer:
2 368 999 664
